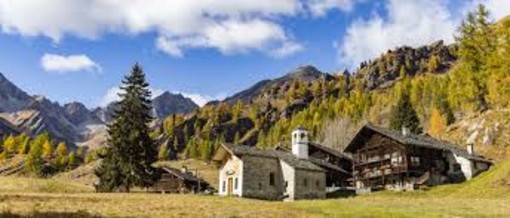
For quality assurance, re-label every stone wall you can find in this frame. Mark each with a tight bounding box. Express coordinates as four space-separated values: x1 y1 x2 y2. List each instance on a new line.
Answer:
242 155 284 200
293 169 326 200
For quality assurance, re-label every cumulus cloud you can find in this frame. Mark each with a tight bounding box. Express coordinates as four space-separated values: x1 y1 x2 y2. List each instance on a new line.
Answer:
307 0 359 17
177 92 227 107
336 0 510 70
155 19 302 57
100 86 165 107
0 0 357 58
476 0 510 20
41 53 101 73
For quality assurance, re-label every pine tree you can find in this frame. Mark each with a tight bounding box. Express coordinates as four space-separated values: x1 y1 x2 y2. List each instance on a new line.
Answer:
95 64 160 192
390 91 422 134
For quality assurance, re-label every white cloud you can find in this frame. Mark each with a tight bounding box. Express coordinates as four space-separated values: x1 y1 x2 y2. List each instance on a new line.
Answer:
271 41 305 58
337 0 510 70
337 0 458 69
99 86 220 107
155 19 302 57
100 86 121 107
100 86 165 107
41 53 101 73
177 92 227 107
476 0 510 20
308 0 359 17
0 0 357 58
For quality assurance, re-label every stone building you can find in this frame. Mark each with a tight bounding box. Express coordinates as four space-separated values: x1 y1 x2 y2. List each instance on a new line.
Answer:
344 124 492 193
212 127 333 201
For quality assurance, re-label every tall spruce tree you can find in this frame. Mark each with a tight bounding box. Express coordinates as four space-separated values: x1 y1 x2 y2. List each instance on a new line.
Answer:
390 91 422 134
95 64 160 192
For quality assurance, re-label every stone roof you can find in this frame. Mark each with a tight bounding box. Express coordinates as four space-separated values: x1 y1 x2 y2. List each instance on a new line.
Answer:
159 167 204 183
274 144 350 174
217 143 324 172
309 142 352 160
345 124 492 163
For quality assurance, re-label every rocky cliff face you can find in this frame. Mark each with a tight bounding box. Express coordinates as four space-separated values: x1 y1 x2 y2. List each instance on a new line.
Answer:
355 40 457 90
222 65 334 105
152 92 198 119
0 73 33 113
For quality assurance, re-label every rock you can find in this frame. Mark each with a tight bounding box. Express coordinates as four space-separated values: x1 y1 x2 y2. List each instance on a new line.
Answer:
466 130 479 145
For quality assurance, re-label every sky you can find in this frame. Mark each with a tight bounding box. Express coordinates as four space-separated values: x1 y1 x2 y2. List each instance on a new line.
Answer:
0 0 509 109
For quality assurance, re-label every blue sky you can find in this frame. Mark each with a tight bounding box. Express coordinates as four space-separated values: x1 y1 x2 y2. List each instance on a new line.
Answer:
0 0 508 108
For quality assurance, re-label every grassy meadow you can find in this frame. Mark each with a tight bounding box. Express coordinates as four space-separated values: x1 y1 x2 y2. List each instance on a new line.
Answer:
0 152 509 217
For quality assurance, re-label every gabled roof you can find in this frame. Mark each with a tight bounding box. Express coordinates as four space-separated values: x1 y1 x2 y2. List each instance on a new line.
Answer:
275 144 350 174
213 143 324 172
345 124 492 163
159 167 202 183
309 142 352 160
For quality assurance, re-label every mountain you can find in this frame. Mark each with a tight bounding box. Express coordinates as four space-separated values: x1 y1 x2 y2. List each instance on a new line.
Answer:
0 73 33 112
0 117 19 136
355 40 457 90
0 73 103 144
93 92 198 124
152 92 198 119
64 102 102 126
222 65 334 105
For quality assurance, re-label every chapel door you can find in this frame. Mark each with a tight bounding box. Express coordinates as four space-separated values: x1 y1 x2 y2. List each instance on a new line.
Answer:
227 177 234 195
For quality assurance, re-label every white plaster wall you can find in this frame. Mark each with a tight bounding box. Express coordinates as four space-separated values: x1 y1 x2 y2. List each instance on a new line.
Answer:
280 160 295 201
446 152 474 180
218 155 244 196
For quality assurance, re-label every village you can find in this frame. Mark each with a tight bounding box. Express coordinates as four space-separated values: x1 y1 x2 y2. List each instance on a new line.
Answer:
153 124 492 202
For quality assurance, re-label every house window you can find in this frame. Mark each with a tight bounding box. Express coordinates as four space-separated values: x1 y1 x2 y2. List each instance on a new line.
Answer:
222 181 226 192
316 180 320 189
259 183 262 190
303 178 308 187
411 156 420 166
453 163 461 172
234 178 238 190
269 172 275 186
285 181 288 188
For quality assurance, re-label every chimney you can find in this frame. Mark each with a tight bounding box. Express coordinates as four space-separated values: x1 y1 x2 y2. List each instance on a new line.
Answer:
467 144 474 155
292 126 309 159
402 127 410 136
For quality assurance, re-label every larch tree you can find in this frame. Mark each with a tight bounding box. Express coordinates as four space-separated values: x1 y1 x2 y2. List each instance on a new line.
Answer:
428 106 446 138
95 64 160 193
42 140 53 158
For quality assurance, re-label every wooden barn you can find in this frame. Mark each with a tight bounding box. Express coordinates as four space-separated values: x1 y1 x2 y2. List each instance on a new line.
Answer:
152 167 209 194
344 124 492 194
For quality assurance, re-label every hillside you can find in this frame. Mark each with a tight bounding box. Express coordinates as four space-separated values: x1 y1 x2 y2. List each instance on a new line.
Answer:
155 39 461 160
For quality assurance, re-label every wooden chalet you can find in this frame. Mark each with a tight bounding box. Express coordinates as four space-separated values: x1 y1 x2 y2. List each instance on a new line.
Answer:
152 167 209 194
344 124 492 193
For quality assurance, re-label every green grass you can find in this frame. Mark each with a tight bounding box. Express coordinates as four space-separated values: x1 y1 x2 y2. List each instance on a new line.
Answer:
0 176 93 193
0 157 509 217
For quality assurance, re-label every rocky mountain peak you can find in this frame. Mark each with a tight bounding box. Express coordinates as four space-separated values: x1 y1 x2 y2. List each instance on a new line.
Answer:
152 91 198 119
